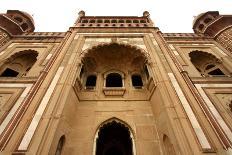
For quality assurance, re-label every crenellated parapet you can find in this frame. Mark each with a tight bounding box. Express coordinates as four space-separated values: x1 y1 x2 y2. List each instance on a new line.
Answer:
74 10 154 28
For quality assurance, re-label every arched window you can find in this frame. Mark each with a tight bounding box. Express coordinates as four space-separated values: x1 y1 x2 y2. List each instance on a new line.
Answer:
106 73 123 87
96 120 133 155
132 74 143 88
85 75 97 89
0 50 38 77
21 23 29 31
55 135 65 155
189 50 227 77
204 18 212 24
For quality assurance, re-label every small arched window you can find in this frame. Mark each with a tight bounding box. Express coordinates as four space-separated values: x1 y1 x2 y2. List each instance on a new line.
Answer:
198 24 204 31
204 18 212 24
55 135 65 155
21 23 29 31
0 68 19 77
14 16 23 23
132 74 143 88
85 75 97 89
189 50 227 77
106 73 122 87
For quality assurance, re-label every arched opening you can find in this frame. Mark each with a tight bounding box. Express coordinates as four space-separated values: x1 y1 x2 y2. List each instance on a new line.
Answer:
198 24 204 31
0 50 38 77
106 73 122 87
131 74 143 88
80 43 150 92
1 68 19 77
86 75 97 89
55 135 65 155
96 120 133 155
189 50 227 76
21 23 29 31
14 16 23 23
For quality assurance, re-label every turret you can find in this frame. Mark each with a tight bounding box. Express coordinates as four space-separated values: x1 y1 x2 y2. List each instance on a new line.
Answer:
193 11 232 52
0 10 35 35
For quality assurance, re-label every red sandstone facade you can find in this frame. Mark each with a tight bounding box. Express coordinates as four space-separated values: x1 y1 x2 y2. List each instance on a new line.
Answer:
0 10 231 155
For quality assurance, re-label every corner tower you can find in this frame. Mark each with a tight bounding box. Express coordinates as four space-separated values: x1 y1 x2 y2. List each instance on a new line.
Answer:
193 11 232 52
0 10 35 48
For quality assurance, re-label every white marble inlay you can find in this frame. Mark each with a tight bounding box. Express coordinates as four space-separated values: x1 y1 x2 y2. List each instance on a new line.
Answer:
45 54 52 60
173 50 179 55
169 45 175 50
18 67 64 150
74 35 79 40
7 43 17 49
77 33 145 35
203 44 213 46
82 43 91 51
151 38 158 45
137 45 147 51
192 44 200 45
0 84 33 135
214 46 227 56
168 73 211 149
0 51 6 56
169 45 179 55
195 84 232 142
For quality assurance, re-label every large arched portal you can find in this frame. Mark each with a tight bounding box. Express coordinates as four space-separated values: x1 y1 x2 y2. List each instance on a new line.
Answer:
79 43 151 90
96 120 133 155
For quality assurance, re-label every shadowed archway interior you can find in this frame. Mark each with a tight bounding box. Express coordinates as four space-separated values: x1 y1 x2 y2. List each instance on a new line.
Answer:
96 121 133 155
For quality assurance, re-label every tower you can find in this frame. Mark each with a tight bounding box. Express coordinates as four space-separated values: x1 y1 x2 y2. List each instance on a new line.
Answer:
0 10 231 155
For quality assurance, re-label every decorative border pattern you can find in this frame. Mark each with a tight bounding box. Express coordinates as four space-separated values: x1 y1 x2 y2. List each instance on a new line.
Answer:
18 67 64 150
0 84 33 135
168 73 211 150
195 84 232 143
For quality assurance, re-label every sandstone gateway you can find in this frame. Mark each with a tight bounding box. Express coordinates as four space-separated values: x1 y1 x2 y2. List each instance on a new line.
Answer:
0 10 232 155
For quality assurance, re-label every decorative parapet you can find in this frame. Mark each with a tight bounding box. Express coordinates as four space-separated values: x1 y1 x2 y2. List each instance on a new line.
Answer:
103 87 126 96
75 11 154 28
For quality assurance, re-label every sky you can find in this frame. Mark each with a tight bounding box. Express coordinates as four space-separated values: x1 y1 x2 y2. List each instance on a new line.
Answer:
1 0 231 33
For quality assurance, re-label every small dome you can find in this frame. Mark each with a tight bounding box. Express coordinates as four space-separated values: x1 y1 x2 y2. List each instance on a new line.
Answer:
6 10 35 32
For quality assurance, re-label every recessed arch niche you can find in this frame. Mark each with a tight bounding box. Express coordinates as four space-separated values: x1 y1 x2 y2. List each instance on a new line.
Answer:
79 42 151 89
0 49 38 77
189 50 228 76
93 118 136 155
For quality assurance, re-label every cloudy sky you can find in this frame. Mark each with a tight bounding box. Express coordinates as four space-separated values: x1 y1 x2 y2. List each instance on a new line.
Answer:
1 0 231 33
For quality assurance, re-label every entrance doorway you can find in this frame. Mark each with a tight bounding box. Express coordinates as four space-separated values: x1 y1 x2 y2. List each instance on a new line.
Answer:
96 120 133 155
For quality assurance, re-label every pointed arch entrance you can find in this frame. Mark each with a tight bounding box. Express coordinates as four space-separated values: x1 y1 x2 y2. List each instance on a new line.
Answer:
93 118 136 155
